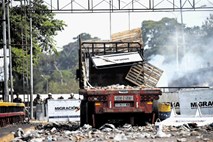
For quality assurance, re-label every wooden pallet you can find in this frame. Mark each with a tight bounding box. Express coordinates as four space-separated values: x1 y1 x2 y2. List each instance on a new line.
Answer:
125 63 163 87
111 28 143 45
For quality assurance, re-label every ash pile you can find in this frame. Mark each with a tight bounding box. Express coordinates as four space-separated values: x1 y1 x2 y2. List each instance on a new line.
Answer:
12 122 213 142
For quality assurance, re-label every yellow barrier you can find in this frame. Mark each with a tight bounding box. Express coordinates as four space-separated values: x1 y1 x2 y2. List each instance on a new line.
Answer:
158 103 171 112
0 102 25 107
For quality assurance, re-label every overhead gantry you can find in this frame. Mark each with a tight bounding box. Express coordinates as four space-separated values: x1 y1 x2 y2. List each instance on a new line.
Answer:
38 0 213 13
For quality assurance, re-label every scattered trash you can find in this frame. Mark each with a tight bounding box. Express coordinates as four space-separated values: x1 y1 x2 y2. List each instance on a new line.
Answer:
177 138 187 142
114 133 128 141
47 134 52 142
155 129 171 138
50 127 56 133
155 121 171 138
11 121 213 142
81 124 92 132
99 123 115 132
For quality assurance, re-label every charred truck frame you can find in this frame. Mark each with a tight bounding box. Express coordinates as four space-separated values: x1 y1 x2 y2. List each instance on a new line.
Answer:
77 31 163 127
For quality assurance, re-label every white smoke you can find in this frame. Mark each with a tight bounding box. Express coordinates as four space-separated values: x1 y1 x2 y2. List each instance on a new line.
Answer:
149 55 177 87
148 27 213 87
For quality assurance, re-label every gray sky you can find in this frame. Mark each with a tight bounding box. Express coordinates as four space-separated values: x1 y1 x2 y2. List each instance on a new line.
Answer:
54 11 211 47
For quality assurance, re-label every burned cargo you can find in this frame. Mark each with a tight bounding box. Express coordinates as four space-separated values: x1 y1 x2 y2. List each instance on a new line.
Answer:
76 28 163 127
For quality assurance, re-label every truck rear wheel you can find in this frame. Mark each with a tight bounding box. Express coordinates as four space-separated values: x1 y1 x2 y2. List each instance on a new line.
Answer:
86 102 94 126
80 100 95 127
80 100 86 126
92 114 106 128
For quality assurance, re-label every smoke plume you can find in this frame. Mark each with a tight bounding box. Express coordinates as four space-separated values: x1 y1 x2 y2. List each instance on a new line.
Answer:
148 25 213 87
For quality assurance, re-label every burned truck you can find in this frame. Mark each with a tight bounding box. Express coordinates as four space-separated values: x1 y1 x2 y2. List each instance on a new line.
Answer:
77 29 163 127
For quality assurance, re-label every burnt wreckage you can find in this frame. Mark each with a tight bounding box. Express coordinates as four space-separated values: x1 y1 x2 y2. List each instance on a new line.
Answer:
76 28 163 127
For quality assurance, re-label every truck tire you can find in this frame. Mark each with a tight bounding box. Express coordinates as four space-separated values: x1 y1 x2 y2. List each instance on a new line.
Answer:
93 114 105 128
80 100 87 126
86 102 94 126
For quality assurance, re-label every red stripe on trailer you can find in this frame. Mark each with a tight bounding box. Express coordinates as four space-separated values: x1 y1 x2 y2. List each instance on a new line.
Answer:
0 112 25 118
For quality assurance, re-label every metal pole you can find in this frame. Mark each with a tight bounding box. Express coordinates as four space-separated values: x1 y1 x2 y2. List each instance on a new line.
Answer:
7 2 13 102
109 0 112 40
180 0 185 69
128 9 130 30
2 0 9 102
29 0 34 119
175 18 179 71
180 1 184 50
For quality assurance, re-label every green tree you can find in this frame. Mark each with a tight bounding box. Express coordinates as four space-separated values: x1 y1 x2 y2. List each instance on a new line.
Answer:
184 26 203 53
0 0 66 93
33 33 99 94
142 18 182 62
202 14 213 42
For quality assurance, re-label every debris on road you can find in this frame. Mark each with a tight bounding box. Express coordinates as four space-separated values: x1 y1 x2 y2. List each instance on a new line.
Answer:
11 121 213 142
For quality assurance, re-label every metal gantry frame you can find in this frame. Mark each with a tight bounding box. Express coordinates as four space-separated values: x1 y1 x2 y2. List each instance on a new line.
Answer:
38 0 213 13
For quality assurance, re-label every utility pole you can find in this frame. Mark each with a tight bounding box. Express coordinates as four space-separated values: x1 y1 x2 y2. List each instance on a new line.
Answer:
2 0 9 102
29 0 34 119
7 1 13 101
180 0 186 70
180 0 184 50
109 0 112 40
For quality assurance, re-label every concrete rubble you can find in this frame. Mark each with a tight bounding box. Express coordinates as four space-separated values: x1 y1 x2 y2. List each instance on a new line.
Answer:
11 121 213 142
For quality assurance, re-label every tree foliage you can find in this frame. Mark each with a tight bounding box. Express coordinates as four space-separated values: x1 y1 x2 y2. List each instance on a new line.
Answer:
33 33 99 94
142 16 213 87
0 0 66 93
142 18 183 62
142 17 210 62
202 14 213 42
